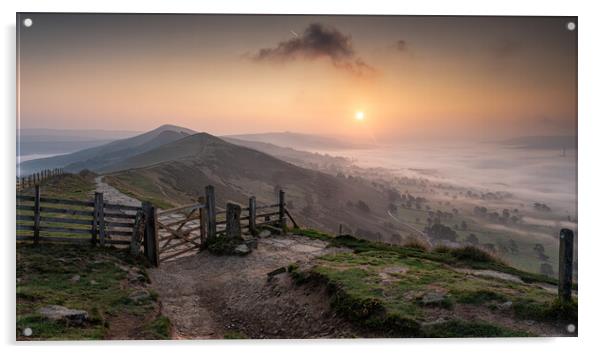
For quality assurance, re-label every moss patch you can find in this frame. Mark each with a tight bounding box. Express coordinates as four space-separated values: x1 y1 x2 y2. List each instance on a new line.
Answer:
16 243 160 340
289 228 576 337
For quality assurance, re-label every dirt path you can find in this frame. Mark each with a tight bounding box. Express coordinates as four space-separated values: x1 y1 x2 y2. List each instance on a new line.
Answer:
148 235 358 339
94 176 142 207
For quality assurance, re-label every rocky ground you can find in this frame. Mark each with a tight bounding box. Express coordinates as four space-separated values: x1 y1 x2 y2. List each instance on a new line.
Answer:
148 234 361 339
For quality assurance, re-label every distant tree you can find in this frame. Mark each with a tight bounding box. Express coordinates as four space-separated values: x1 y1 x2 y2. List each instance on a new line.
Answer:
540 263 554 277
533 243 549 261
509 239 519 254
356 200 371 213
387 203 397 212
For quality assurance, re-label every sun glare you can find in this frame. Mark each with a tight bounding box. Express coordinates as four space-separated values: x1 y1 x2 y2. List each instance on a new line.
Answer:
355 111 365 121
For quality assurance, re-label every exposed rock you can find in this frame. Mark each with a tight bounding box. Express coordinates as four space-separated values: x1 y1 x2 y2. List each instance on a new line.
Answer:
90 280 98 285
234 244 251 256
70 275 81 283
245 238 258 250
259 230 271 238
498 301 513 310
128 270 146 284
128 289 151 302
38 305 89 325
421 291 448 306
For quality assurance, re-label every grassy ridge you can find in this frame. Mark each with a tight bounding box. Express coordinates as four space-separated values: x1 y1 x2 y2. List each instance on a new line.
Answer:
289 228 577 337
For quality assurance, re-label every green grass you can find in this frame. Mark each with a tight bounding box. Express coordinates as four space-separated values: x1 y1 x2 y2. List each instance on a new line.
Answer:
17 172 98 240
223 330 249 339
104 173 174 209
21 171 97 200
16 243 162 340
423 320 531 337
140 315 172 339
289 228 576 337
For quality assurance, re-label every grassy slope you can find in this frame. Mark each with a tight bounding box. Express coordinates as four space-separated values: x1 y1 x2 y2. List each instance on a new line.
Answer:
16 172 171 340
104 172 175 209
16 243 170 340
289 228 577 337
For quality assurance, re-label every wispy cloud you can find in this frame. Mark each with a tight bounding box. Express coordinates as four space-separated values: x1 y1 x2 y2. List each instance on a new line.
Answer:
251 23 374 76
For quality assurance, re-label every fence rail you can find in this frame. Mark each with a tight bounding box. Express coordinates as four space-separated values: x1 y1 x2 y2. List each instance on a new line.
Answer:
16 168 64 191
17 183 297 267
16 185 142 246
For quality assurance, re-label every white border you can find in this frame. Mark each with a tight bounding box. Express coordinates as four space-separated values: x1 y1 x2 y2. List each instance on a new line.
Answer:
2 0 601 353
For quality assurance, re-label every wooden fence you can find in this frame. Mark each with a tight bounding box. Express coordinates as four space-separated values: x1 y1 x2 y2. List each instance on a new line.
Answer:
144 185 297 266
17 185 142 246
16 168 64 191
16 183 297 266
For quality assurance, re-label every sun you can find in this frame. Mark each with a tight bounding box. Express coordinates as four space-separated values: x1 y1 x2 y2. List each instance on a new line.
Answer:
355 111 365 121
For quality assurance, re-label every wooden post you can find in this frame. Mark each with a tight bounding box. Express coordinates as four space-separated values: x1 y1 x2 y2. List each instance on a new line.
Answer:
33 184 41 245
249 196 257 236
92 192 100 245
339 223 343 236
198 196 207 248
558 228 574 302
205 185 216 240
96 193 105 247
225 203 242 239
142 202 159 266
278 190 286 230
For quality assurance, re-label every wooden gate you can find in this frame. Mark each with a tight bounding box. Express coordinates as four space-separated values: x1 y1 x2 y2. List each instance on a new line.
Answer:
153 200 206 264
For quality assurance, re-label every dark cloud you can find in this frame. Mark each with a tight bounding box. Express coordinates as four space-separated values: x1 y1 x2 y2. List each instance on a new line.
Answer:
252 23 374 75
396 40 408 51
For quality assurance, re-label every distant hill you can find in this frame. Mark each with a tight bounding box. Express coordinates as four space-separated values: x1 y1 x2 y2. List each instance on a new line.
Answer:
19 125 195 175
222 137 352 173
500 135 577 150
225 132 373 151
18 128 140 158
104 133 397 239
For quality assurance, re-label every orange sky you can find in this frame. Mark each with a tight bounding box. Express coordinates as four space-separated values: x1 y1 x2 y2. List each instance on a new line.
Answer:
18 14 577 141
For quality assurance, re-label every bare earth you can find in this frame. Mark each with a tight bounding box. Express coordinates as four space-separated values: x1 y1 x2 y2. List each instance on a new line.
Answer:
148 235 358 339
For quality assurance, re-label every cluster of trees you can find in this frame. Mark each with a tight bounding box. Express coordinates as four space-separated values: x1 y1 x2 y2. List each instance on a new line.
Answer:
533 202 552 212
463 190 513 201
473 206 521 225
424 223 458 242
400 192 427 210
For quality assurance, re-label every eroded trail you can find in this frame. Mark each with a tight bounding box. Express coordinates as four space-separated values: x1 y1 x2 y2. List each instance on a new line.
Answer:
148 235 358 339
94 176 142 207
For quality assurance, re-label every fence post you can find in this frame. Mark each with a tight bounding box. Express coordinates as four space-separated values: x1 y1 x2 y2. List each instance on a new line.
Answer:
92 192 100 245
205 185 216 240
33 184 41 245
226 203 242 239
278 190 286 230
558 228 574 302
339 224 343 236
142 202 159 266
97 192 106 247
249 196 257 236
198 196 207 248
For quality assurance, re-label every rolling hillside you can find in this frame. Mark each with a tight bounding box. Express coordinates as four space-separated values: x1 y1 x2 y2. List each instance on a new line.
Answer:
19 125 195 174
103 133 400 240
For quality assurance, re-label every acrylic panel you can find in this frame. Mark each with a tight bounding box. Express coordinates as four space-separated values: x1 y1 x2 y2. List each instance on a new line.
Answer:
16 13 577 340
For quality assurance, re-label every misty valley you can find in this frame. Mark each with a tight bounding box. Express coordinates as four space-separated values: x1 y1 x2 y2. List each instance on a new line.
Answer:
18 126 577 278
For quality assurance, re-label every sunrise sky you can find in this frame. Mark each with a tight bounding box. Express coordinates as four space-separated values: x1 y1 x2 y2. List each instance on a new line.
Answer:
17 14 577 141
